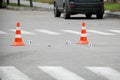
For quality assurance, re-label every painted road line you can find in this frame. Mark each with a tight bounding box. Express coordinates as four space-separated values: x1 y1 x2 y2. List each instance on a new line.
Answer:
0 66 32 80
87 30 114 35
108 30 120 33
86 67 120 80
36 29 61 35
38 66 85 80
0 31 8 34
61 30 81 35
10 29 36 35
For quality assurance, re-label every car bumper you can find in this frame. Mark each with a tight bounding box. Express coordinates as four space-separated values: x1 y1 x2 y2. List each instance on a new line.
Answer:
68 3 104 14
69 8 104 14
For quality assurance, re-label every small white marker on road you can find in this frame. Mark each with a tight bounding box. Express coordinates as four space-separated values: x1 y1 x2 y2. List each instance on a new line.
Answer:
48 44 51 47
66 40 72 45
88 43 93 47
28 40 32 45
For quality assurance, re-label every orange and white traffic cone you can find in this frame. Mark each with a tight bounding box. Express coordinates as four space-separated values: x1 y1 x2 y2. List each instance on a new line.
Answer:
77 22 89 44
11 22 25 46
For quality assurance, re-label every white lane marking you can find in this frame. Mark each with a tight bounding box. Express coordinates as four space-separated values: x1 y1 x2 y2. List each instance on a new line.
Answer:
61 30 81 35
108 30 120 33
38 66 85 80
87 30 114 35
0 66 32 80
86 67 120 80
10 29 36 35
0 31 8 34
36 29 61 35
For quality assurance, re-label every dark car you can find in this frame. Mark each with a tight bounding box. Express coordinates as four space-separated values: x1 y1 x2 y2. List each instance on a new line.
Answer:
0 0 3 8
54 0 104 19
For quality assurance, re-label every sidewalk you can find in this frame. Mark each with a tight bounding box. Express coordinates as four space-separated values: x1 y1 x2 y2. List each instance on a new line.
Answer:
9 0 53 10
7 0 120 19
105 10 120 19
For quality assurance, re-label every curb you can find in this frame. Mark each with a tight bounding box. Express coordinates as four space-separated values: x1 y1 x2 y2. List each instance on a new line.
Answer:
6 0 53 11
106 13 120 19
105 11 120 19
5 6 53 11
6 6 53 11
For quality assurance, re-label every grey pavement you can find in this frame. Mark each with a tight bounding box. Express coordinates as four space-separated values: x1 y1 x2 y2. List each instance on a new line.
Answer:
105 10 120 19
0 9 120 80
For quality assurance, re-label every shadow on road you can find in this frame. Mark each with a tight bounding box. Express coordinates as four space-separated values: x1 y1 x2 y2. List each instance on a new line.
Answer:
69 17 97 20
60 16 112 20
61 16 98 20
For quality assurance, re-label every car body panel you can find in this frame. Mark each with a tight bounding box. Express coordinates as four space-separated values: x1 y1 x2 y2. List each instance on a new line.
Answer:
54 0 104 14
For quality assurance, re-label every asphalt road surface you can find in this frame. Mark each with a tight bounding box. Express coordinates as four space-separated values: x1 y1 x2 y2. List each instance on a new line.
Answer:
0 9 120 80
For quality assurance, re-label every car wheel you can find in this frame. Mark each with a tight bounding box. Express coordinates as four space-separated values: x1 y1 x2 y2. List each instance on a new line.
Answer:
63 5 70 19
96 14 103 19
54 3 61 17
85 14 92 19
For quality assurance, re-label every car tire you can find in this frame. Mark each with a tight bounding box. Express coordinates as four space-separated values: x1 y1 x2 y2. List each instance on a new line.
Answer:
54 3 61 17
85 14 92 19
63 5 70 19
96 13 103 19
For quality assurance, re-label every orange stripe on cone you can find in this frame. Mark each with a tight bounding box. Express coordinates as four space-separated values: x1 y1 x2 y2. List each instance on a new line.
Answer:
77 22 89 44
11 22 25 46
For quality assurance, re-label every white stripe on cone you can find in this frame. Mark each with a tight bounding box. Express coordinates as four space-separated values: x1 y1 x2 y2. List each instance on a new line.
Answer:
15 34 22 38
81 27 86 30
81 34 87 37
16 27 20 30
10 29 36 35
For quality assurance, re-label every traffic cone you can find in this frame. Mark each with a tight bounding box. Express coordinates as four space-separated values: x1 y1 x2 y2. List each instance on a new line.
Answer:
77 22 89 44
11 22 25 46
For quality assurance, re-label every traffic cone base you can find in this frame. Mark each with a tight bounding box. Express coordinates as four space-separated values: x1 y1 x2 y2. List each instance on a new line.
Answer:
12 42 25 46
77 41 89 44
12 38 25 46
77 37 89 44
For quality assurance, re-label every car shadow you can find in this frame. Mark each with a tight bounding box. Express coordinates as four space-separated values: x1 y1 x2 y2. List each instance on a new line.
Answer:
61 16 98 20
70 17 97 20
